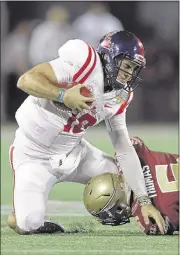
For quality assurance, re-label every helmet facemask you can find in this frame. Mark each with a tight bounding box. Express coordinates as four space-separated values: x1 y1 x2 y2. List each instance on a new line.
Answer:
93 199 131 226
103 53 145 92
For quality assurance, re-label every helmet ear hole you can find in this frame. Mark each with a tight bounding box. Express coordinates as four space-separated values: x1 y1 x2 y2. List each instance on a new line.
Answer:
89 190 92 195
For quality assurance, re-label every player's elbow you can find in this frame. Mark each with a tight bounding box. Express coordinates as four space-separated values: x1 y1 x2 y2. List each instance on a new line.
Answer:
17 69 35 93
17 73 27 91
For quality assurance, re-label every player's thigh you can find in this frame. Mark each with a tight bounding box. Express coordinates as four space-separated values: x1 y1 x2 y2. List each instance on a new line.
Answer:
72 139 119 184
11 148 57 230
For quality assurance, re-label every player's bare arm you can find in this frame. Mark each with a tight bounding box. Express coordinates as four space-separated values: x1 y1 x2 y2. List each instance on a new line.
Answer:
17 63 63 100
17 62 94 110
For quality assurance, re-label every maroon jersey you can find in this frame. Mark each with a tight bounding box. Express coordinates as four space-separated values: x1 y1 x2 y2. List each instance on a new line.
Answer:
130 137 179 235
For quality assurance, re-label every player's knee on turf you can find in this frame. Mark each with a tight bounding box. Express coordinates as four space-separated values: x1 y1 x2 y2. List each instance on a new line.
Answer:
7 212 28 235
7 212 17 229
14 211 44 234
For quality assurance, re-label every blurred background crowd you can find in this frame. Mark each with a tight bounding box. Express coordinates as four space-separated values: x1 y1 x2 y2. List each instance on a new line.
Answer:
1 1 179 123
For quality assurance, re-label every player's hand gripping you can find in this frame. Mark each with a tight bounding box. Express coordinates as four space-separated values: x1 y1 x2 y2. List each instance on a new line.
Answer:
141 203 166 234
63 84 94 111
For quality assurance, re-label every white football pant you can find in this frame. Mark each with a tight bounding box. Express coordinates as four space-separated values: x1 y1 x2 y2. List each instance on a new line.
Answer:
9 136 119 232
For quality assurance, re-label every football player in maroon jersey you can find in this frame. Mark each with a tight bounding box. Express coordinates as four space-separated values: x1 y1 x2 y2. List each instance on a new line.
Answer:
83 137 179 235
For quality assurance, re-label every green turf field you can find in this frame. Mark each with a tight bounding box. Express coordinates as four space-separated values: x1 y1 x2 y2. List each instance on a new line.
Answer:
1 124 179 255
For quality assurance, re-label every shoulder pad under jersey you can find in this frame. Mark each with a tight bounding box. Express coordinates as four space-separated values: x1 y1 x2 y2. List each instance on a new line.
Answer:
58 39 98 84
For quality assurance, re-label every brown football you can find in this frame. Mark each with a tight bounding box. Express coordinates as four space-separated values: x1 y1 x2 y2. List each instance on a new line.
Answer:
80 86 92 97
80 86 93 106
55 81 92 98
55 82 93 106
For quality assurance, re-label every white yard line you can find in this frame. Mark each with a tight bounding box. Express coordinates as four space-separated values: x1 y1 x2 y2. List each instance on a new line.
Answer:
1 201 90 217
1 123 177 142
1 249 176 254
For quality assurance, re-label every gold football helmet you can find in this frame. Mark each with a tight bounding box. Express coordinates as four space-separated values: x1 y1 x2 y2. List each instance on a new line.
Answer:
83 173 131 226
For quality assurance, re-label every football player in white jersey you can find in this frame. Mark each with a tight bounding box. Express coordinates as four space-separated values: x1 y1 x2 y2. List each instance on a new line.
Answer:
8 31 165 235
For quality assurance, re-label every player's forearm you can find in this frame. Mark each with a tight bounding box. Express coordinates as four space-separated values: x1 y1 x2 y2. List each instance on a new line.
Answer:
17 70 62 101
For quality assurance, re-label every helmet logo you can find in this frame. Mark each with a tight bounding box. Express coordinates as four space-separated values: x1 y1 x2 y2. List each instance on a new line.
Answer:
101 36 113 51
100 31 117 51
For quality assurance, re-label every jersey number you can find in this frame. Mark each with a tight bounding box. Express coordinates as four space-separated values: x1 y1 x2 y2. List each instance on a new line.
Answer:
155 159 179 193
64 113 97 133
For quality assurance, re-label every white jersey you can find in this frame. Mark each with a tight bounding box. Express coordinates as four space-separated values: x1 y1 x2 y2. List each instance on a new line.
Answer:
15 39 133 156
14 39 149 198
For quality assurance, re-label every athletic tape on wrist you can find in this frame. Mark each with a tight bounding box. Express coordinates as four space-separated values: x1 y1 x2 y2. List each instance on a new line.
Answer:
57 89 66 103
137 197 152 206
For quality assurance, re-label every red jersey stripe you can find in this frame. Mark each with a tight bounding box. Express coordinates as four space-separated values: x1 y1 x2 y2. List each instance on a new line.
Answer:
9 145 15 212
136 37 144 56
72 44 92 82
78 46 97 84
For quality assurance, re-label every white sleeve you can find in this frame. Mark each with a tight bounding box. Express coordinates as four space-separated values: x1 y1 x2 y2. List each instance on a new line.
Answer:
49 58 73 85
105 111 148 197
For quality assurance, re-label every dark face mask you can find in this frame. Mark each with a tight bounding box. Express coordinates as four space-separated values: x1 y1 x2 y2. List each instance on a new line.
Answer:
93 201 131 226
102 53 145 93
112 54 144 92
